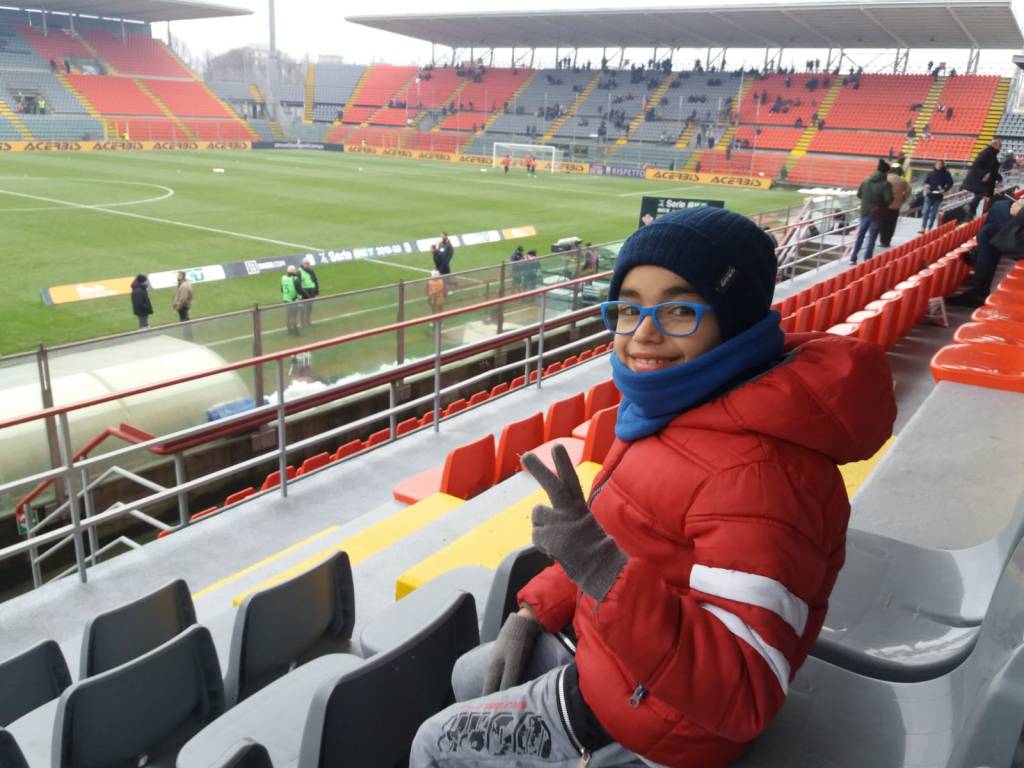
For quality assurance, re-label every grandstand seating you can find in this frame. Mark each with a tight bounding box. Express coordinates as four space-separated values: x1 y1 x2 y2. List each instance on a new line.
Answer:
0 115 22 139
825 74 933 131
788 155 877 187
142 78 233 118
394 67 462 110
692 149 788 177
67 74 161 115
348 64 417 109
737 73 823 126
15 23 91 62
0 640 70 727
911 134 978 162
734 125 803 151
926 75 1000 135
313 62 364 107
807 129 905 157
1 70 87 114
0 22 48 71
79 29 190 78
208 80 253 102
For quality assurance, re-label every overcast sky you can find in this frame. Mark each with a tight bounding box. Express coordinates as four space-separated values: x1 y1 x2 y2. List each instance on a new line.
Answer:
158 0 1023 75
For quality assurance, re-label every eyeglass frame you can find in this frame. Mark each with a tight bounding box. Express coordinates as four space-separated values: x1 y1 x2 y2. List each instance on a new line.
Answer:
599 300 714 338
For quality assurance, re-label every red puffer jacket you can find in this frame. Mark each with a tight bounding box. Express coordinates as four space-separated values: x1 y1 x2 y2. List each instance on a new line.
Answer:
519 333 896 767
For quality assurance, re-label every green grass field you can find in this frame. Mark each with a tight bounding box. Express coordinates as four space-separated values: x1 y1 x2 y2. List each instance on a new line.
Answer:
0 150 803 356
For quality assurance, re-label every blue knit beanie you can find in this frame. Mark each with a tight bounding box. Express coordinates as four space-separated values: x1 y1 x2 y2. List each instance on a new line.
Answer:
608 207 778 340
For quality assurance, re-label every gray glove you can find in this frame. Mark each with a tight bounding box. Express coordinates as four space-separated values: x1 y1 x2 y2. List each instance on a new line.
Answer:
521 444 628 601
482 612 541 694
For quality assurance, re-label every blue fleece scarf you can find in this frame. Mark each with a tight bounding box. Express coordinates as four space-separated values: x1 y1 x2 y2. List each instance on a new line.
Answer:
612 312 785 441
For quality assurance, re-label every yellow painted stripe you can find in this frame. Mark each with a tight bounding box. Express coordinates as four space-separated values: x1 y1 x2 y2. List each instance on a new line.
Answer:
396 463 602 599
840 436 896 499
231 493 464 606
191 525 340 600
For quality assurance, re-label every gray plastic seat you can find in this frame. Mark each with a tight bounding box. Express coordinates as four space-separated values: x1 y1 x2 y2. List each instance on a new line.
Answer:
0 640 71 727
359 545 551 656
224 552 356 705
207 739 273 768
30 625 225 768
0 729 28 768
80 578 196 678
734 536 1024 768
177 592 478 768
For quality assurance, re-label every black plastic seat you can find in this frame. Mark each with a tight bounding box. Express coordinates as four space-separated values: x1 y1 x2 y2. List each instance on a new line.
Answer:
17 625 226 768
0 640 71 727
0 729 29 768
80 578 196 678
224 552 356 705
208 739 274 768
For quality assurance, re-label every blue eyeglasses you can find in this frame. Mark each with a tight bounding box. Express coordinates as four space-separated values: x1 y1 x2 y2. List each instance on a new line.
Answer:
600 300 713 337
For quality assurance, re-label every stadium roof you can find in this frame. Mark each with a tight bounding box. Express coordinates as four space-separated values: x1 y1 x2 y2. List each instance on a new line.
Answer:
8 0 251 22
348 1 1024 51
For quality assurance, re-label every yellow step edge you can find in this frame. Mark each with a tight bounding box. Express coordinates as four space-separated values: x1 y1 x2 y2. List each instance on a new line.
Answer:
839 436 895 499
396 463 602 599
607 70 680 157
476 70 537 135
542 71 602 143
231 492 465 606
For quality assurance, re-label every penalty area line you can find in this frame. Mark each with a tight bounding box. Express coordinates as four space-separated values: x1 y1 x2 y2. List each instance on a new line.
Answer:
0 187 323 251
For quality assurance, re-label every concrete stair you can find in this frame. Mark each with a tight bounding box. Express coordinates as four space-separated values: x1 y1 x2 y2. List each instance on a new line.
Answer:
0 97 33 139
475 70 537 136
134 78 195 140
75 33 115 74
270 119 285 140
430 80 472 132
541 71 602 142
901 76 945 159
304 64 315 124
616 71 680 145
971 78 1011 158
713 124 737 151
674 122 696 149
196 79 258 139
362 72 419 128
785 76 844 173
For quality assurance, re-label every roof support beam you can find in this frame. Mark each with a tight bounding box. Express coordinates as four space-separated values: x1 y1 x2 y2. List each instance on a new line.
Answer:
947 5 979 48
780 9 838 48
708 11 777 48
858 7 906 48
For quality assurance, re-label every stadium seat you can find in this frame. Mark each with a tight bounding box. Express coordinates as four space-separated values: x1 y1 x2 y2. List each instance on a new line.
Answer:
543 361 563 376
577 349 594 362
930 343 1024 393
8 625 225 768
225 487 255 506
0 730 28 768
737 534 1024 768
259 466 297 491
0 640 71 727
392 434 496 505
544 393 586 441
396 417 420 436
572 379 621 439
332 440 363 461
510 375 526 389
206 739 273 768
224 552 356 705
489 382 510 397
442 399 467 417
296 452 331 476
987 290 1024 310
467 391 489 407
366 428 390 447
494 412 545 483
80 579 196 679
954 320 1024 348
562 355 579 367
418 410 435 427
972 304 1024 324
178 592 477 768
157 506 220 538
528 369 539 383
580 405 618 465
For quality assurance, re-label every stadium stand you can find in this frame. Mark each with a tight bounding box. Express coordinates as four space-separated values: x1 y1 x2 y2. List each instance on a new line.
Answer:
66 74 162 115
825 74 933 131
313 62 364 108
78 29 191 78
143 79 233 118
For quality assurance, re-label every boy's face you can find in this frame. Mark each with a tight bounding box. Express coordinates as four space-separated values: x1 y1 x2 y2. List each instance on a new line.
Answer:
614 265 722 372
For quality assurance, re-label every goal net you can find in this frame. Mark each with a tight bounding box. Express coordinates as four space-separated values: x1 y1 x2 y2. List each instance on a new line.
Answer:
493 142 561 173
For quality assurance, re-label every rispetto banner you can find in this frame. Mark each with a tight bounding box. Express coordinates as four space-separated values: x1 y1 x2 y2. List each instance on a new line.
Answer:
41 225 539 305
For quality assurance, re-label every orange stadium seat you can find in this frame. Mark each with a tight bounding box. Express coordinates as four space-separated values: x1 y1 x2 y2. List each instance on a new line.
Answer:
296 452 331 476
580 405 618 465
259 466 297 491
224 487 255 506
468 391 490 407
392 434 496 504
366 428 391 447
930 343 1024 393
396 418 421 436
494 413 545 483
489 382 510 397
333 440 364 461
954 320 1024 348
544 393 586 441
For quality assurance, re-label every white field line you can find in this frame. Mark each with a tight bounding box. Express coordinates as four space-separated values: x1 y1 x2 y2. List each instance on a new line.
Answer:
0 187 323 251
0 178 175 212
364 257 433 274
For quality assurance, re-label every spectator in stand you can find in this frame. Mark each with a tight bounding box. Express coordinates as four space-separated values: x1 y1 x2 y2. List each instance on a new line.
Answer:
920 159 954 233
949 195 1024 307
962 139 1003 217
850 160 894 265
410 206 895 768
281 265 302 336
878 162 911 247
510 245 526 292
524 248 541 290
299 255 320 326
437 232 455 274
427 270 446 313
131 275 153 329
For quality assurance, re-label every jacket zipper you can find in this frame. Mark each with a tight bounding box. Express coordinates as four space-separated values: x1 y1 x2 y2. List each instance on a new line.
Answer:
629 683 649 708
557 667 591 767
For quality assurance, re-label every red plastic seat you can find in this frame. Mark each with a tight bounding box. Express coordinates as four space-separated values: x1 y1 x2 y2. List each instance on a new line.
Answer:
577 349 594 362
366 428 390 447
972 304 1024 324
156 505 220 538
494 412 545 483
224 487 255 506
581 405 618 464
510 375 526 389
332 440 363 461
954 320 1024 348
794 304 816 333
543 362 563 377
930 343 1024 393
528 370 539 383
987 291 1024 310
297 452 331 476
468 391 490 407
396 418 420 436
393 433 497 504
260 465 297 491
562 355 579 367
419 411 436 426
544 393 586 441
584 379 620 419
490 382 510 397
443 399 468 417
812 295 836 332
846 309 883 344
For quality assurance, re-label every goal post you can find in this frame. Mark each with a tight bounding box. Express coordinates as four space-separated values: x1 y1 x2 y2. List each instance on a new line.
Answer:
492 142 560 173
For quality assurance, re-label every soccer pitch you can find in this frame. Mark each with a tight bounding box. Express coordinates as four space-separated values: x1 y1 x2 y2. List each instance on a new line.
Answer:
0 150 803 355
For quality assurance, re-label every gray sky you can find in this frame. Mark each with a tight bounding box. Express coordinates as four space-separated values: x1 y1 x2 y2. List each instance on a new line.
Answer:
160 0 1024 75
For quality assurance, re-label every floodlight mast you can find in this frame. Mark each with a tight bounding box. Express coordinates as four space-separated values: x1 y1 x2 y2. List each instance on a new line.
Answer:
266 0 278 123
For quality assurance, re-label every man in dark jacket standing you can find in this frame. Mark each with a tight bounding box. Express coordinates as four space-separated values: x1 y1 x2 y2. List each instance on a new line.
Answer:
878 162 911 247
850 160 893 264
299 255 320 326
436 232 455 275
131 274 153 329
962 139 1002 217
920 159 954 232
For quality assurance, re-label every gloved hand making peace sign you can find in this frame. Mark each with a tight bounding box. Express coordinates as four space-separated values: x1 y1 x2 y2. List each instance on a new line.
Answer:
521 444 628 601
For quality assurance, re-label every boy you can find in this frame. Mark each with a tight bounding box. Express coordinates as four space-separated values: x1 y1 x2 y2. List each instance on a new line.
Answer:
411 207 895 767
427 270 446 313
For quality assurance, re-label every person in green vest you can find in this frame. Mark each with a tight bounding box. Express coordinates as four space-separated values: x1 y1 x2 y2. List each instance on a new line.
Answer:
281 265 302 336
298 256 319 326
